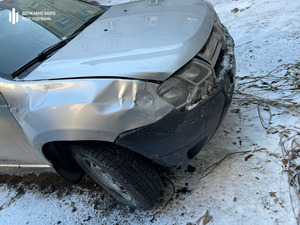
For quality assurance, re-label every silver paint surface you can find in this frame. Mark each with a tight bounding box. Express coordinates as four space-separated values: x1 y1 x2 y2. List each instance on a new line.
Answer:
0 94 49 164
0 78 173 164
24 0 215 81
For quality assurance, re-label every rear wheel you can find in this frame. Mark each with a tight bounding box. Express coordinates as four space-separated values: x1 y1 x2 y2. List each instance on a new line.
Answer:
70 143 162 210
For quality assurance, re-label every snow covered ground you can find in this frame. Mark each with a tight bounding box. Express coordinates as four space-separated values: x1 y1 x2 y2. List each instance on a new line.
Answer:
0 0 299 224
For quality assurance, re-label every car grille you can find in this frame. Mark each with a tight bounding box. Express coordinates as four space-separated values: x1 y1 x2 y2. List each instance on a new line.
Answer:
196 22 225 71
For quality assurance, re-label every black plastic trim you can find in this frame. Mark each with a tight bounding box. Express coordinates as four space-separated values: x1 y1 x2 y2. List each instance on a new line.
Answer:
115 68 234 167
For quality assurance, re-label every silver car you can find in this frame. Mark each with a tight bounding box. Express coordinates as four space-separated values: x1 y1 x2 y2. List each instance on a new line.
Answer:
0 0 235 209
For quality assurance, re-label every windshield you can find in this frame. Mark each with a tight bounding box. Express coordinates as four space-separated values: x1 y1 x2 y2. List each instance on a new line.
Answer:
0 0 105 79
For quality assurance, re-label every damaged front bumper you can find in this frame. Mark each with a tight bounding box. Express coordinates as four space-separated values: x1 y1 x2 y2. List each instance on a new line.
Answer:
116 28 236 167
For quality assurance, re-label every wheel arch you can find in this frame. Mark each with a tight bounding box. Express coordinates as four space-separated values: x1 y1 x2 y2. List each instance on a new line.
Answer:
42 141 85 184
42 140 144 184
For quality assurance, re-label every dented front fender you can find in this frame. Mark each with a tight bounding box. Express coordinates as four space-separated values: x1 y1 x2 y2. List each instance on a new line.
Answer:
0 78 174 154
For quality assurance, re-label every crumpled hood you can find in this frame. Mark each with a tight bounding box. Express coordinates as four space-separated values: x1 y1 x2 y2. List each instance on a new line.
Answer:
24 0 216 81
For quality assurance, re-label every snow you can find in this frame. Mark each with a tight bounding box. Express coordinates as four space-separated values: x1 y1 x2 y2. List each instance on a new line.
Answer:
0 0 299 224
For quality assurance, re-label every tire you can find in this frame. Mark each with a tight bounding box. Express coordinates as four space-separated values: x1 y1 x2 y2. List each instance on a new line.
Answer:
70 142 162 210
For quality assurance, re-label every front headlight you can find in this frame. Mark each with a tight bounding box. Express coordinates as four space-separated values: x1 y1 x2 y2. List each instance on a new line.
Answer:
157 59 216 108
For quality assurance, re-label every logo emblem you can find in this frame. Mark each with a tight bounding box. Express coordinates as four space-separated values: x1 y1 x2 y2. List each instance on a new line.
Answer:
9 8 19 24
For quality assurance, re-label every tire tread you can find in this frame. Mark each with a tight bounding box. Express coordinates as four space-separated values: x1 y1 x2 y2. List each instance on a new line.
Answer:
71 142 162 210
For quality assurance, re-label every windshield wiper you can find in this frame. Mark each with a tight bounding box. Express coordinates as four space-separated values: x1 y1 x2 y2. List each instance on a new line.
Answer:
12 12 103 79
11 38 71 79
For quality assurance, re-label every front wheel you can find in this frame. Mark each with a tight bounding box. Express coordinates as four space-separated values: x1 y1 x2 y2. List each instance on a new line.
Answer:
70 143 162 210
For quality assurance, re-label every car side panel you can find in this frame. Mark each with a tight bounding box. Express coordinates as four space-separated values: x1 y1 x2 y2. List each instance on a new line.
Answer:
0 93 49 164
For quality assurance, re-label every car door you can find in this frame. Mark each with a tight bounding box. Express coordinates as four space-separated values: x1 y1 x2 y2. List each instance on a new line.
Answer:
0 93 48 165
